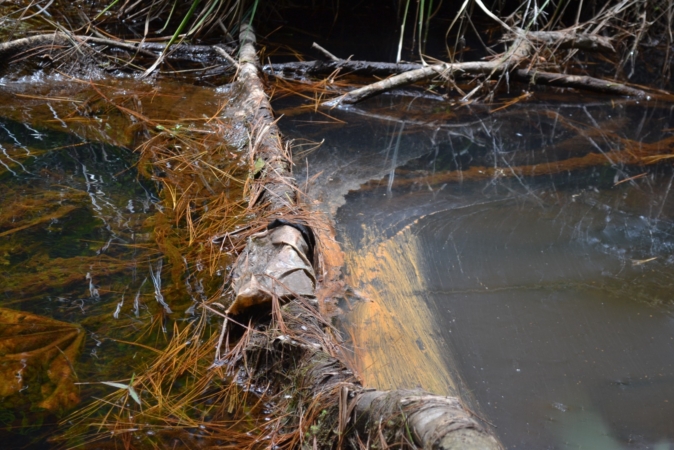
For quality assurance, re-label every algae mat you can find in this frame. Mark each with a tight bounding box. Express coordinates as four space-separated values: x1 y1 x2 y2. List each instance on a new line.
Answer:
344 224 460 397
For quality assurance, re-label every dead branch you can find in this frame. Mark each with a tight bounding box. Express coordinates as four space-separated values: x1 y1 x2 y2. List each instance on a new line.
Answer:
324 38 531 106
512 69 648 98
0 32 235 70
320 60 498 106
311 42 340 61
313 29 650 106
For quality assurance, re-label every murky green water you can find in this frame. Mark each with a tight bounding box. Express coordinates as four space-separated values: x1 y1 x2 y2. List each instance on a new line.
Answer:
283 96 674 449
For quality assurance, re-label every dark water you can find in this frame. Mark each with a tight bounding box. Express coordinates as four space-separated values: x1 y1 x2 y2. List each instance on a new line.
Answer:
283 96 674 449
0 70 258 448
0 77 218 447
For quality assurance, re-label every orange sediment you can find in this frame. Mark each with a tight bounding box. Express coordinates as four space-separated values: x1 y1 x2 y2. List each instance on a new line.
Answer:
344 225 458 396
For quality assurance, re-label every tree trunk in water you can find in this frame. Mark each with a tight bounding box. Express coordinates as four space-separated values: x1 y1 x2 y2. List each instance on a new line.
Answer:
228 24 502 449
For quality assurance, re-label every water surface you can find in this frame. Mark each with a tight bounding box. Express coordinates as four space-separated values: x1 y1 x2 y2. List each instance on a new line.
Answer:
283 95 674 449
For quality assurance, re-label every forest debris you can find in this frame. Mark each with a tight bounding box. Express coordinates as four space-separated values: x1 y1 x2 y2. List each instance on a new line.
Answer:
323 37 531 106
228 225 316 316
267 28 615 79
280 29 647 107
0 32 236 74
321 60 499 106
269 56 651 101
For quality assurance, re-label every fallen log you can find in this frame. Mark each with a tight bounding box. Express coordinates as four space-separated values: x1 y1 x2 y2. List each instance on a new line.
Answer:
266 59 425 78
235 25 296 211
224 24 503 449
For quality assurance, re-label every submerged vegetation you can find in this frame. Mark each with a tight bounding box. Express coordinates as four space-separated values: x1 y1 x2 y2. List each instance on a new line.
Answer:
0 0 673 449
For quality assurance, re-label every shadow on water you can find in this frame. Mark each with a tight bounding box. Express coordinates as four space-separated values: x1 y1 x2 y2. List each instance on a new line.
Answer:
282 95 674 449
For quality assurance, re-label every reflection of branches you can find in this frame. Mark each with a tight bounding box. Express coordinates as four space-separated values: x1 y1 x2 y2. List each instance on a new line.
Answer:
342 102 674 196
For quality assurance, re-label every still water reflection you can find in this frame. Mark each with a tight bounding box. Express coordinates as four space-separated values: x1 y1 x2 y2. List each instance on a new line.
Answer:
284 96 674 449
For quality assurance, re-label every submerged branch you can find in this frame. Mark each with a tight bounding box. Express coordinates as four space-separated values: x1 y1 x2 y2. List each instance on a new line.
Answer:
0 32 235 71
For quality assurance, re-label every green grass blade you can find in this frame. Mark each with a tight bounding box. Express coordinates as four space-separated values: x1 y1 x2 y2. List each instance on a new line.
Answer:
100 381 130 390
94 0 120 21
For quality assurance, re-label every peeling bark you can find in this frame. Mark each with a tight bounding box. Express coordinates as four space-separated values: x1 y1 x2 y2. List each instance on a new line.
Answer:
244 301 501 449
236 25 295 210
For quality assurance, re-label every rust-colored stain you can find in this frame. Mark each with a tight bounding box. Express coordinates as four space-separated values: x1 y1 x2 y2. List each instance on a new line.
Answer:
344 225 457 396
